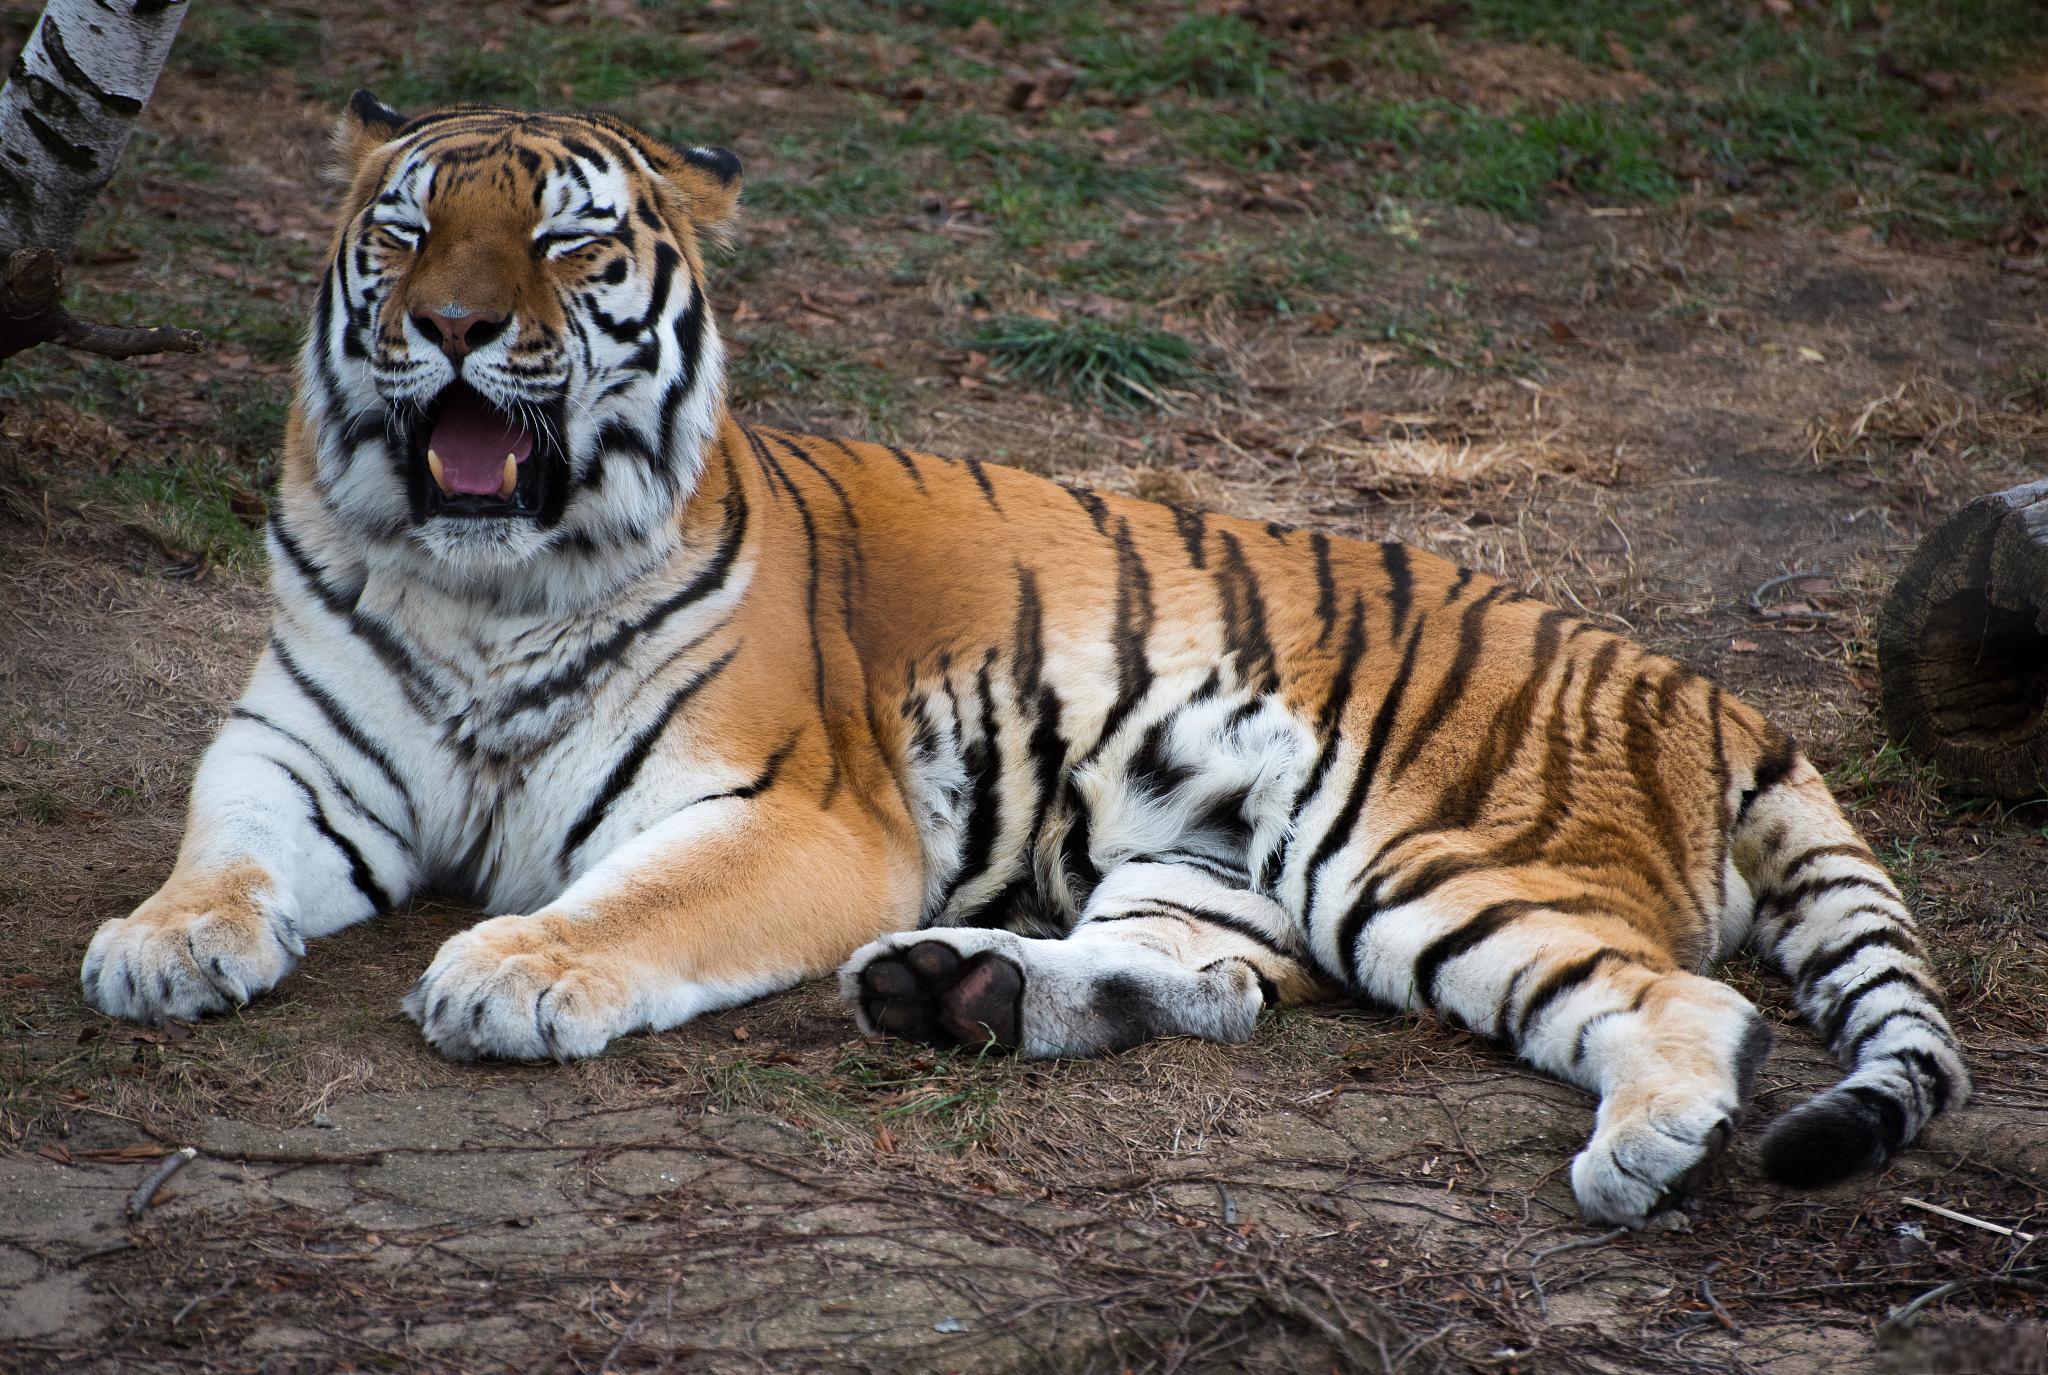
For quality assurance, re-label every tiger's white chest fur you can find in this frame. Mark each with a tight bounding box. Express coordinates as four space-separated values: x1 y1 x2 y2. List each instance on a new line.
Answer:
275 537 753 915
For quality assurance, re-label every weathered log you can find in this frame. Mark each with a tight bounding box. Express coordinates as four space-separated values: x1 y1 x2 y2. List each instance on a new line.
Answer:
1878 478 2048 801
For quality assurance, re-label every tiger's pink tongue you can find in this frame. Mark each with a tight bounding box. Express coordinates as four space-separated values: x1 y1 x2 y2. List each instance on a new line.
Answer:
428 388 533 495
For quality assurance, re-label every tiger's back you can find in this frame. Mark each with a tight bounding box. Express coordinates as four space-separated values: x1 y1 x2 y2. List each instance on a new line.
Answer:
745 423 1965 1219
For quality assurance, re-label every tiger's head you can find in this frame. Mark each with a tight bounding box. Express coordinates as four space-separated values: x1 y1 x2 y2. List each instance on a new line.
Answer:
298 91 740 578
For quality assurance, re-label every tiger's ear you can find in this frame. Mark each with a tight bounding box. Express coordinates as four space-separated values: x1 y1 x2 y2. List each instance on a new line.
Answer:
664 144 743 229
330 89 407 183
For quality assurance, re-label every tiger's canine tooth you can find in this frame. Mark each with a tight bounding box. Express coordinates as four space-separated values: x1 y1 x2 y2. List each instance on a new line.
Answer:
427 449 449 493
499 454 517 498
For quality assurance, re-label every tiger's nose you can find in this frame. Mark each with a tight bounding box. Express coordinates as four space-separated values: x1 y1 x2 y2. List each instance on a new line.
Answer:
412 307 508 360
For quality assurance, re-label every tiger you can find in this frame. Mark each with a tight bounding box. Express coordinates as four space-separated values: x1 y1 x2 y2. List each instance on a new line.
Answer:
80 92 1968 1228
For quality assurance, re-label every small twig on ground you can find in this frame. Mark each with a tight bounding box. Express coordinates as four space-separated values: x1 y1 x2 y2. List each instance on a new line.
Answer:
127 1146 196 1220
1700 1276 1740 1334
601 1283 674 1374
1880 1278 1970 1336
1216 1182 1237 1226
1528 1227 1630 1269
1900 1196 2039 1243
172 1277 237 1328
1526 1226 1629 1314
1747 569 1838 623
65 1241 134 1269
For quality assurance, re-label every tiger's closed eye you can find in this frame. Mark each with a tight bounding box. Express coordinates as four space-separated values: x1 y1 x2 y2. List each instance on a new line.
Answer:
374 222 424 250
534 230 609 259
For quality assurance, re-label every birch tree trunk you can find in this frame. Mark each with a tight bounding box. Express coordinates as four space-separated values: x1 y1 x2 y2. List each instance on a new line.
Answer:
0 0 202 362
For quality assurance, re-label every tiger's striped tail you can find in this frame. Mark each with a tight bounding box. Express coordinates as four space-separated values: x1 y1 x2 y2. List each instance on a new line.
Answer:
1736 751 1970 1188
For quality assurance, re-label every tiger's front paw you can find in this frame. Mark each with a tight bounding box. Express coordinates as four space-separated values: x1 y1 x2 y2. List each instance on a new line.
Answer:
1571 1092 1739 1228
403 914 633 1062
82 864 298 1024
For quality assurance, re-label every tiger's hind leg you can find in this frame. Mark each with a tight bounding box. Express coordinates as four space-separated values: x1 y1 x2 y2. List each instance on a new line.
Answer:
841 860 1323 1057
1347 884 1773 1227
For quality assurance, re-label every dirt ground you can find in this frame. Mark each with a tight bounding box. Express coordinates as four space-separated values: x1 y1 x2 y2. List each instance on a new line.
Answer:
4 2 2047 1372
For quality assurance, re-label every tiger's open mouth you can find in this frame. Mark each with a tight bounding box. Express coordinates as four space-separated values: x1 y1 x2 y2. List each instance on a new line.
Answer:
403 381 567 523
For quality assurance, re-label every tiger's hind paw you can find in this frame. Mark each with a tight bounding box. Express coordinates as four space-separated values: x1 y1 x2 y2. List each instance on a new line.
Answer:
849 937 1025 1051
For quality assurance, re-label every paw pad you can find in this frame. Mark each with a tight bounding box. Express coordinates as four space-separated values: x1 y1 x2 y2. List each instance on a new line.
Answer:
858 941 1023 1050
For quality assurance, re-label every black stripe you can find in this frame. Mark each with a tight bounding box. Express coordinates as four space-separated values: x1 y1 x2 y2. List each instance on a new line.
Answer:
271 517 441 719
1778 843 1877 886
1509 949 1621 1043
1307 619 1428 925
1739 732 1801 822
1844 1006 1954 1064
1379 542 1413 639
1390 586 1504 780
269 759 392 913
1573 981 1654 1066
1011 568 1067 883
821 434 868 467
1153 850 1248 884
501 450 749 715
933 655 1005 917
885 445 928 494
1576 637 1622 748
1763 873 1903 922
1898 1046 1956 1114
740 426 839 802
1413 899 1548 1009
1212 531 1278 694
1821 966 1938 1048
1309 531 1336 646
1414 605 1570 834
1268 594 1367 892
679 730 800 810
230 708 409 850
557 645 739 870
269 638 416 824
962 458 1001 511
1064 484 1110 533
1094 898 1298 960
768 429 862 534
1621 667 1697 918
1089 518 1157 755
1127 718 1191 798
1795 926 1922 994
1171 505 1209 569
267 517 356 617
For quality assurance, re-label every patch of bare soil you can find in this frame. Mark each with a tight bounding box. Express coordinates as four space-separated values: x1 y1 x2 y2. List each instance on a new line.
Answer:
1440 43 1655 113
6 11 2048 1374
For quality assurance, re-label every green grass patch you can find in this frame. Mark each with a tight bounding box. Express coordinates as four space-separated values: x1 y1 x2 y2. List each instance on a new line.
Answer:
726 332 900 433
1056 226 1368 316
343 22 711 111
174 10 321 78
1826 738 1948 811
1076 14 1279 99
973 314 1212 412
88 451 267 572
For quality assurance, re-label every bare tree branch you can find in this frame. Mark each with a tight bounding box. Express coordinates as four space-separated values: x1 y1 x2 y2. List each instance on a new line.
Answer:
1 246 204 363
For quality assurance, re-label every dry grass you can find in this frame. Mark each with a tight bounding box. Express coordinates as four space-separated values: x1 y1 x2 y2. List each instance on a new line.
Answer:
1807 377 2048 468
1315 432 1563 493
